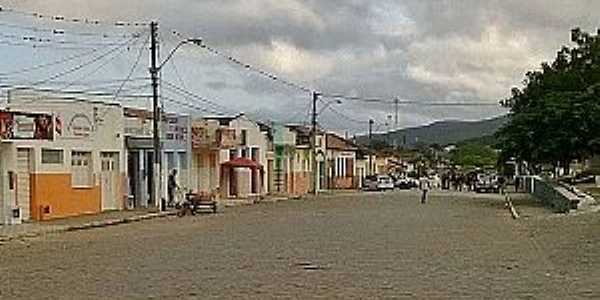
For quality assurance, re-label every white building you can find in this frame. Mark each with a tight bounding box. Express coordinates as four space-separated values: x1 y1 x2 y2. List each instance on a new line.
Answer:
1 88 125 223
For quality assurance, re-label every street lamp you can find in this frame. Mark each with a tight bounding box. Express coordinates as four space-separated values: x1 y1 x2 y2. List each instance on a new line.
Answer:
148 20 201 211
157 38 203 71
318 99 343 114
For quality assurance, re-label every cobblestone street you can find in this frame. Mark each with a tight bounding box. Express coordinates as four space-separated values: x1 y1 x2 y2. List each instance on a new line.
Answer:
1 191 598 299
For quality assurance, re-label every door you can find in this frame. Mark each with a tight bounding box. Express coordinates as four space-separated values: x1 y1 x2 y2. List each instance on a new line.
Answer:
16 148 31 221
127 151 140 208
101 152 120 211
146 152 154 206
319 161 326 191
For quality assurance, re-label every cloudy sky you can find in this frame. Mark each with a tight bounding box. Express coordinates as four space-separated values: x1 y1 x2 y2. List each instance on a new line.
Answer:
1 0 599 133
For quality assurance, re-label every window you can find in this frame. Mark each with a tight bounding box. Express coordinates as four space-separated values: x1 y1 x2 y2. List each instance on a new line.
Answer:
251 147 259 162
240 129 248 146
229 149 238 160
346 158 354 177
166 152 176 171
241 147 249 158
42 149 64 164
179 152 188 170
72 151 92 187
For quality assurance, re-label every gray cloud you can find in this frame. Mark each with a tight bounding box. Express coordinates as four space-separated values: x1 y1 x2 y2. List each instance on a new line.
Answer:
4 0 598 132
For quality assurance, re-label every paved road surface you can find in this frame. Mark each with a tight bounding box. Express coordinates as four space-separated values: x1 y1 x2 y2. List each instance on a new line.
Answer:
0 191 598 299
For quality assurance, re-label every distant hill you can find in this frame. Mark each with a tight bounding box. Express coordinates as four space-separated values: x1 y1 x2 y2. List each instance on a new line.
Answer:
356 115 508 147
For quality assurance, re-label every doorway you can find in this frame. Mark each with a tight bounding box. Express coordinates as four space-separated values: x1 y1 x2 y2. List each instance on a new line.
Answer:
101 152 120 211
16 148 31 221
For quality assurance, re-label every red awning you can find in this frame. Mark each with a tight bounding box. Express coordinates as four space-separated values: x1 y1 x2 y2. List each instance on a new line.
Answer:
221 157 262 169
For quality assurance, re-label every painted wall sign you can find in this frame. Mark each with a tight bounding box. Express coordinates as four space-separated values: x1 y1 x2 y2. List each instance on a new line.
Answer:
67 113 94 138
0 110 54 140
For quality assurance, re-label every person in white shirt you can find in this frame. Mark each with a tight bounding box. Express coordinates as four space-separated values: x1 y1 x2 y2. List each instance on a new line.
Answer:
420 177 431 204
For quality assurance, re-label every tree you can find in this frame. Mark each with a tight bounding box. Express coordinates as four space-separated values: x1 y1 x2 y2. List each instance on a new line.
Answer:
497 28 600 174
450 142 499 168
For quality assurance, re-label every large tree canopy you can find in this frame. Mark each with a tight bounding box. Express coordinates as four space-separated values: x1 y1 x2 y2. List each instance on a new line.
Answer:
497 28 600 172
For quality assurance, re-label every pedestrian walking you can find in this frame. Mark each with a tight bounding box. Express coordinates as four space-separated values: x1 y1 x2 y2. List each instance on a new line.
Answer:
420 177 430 204
167 169 180 208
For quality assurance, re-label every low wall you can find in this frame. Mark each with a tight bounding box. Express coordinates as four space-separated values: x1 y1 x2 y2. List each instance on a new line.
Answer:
523 176 578 213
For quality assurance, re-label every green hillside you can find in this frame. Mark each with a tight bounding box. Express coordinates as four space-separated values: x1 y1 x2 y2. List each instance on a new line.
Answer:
357 115 508 148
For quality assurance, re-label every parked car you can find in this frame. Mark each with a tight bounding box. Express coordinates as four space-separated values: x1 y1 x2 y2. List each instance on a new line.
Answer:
363 175 395 191
393 177 419 189
475 174 500 193
395 177 413 190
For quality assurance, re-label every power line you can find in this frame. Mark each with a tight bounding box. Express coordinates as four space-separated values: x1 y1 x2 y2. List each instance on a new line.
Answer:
113 33 150 100
326 105 368 125
171 30 313 94
61 33 148 90
172 31 506 109
29 32 143 87
322 93 503 107
161 80 236 114
0 6 149 28
0 39 97 50
161 95 227 115
0 78 150 89
0 47 101 76
0 20 142 38
0 31 144 47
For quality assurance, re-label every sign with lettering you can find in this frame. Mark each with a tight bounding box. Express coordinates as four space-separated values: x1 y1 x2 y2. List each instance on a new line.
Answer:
0 110 54 140
67 113 94 138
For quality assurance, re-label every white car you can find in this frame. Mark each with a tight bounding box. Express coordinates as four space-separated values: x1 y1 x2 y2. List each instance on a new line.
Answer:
363 175 395 191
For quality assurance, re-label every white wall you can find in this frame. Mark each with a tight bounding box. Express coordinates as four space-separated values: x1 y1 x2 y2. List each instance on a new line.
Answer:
8 90 125 180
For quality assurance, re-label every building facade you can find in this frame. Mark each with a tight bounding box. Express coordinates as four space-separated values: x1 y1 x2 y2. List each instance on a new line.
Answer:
2 88 125 222
190 114 269 200
124 108 191 208
325 133 358 190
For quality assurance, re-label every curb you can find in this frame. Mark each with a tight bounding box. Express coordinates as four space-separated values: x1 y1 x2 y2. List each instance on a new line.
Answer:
505 195 520 219
1 211 177 243
64 211 177 232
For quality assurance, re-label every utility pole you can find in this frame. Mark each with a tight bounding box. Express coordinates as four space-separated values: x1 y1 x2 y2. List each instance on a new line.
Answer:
311 91 320 195
368 119 374 176
149 21 163 211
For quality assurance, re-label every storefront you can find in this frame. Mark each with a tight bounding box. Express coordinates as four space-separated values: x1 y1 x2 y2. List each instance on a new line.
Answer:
4 88 125 222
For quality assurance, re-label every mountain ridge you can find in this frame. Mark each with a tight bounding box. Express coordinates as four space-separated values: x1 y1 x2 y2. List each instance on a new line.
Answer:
356 115 508 147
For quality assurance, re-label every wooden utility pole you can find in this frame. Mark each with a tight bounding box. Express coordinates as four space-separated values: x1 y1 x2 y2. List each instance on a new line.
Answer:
368 119 374 176
311 91 320 195
149 21 163 210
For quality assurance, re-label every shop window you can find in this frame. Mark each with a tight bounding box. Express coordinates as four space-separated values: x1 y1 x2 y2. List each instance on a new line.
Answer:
42 149 64 165
72 151 92 187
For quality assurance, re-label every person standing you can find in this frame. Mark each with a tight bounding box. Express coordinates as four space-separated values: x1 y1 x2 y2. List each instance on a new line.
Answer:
420 177 430 204
167 169 179 207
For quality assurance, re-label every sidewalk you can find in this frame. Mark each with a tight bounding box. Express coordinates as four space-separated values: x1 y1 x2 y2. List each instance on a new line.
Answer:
0 209 175 243
0 191 362 243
